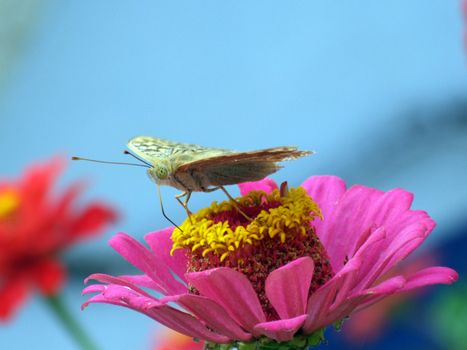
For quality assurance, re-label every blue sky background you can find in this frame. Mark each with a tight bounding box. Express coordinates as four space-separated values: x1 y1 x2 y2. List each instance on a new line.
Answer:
1 1 466 349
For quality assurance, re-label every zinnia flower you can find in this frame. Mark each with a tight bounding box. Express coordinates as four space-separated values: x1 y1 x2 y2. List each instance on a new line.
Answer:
83 176 457 349
0 157 117 320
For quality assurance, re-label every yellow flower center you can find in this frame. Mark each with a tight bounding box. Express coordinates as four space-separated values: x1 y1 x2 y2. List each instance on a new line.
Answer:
0 190 20 220
171 186 322 262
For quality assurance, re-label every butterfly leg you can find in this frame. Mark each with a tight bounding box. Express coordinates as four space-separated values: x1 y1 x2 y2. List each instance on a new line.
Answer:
200 186 252 221
218 186 252 221
157 184 184 232
175 191 193 218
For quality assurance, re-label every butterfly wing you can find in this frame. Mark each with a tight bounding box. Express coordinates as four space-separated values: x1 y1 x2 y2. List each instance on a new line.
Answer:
174 146 313 189
127 136 234 165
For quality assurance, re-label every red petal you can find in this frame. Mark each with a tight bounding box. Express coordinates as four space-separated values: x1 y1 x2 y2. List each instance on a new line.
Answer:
31 259 66 295
0 277 28 321
20 157 64 209
53 181 86 219
69 203 117 240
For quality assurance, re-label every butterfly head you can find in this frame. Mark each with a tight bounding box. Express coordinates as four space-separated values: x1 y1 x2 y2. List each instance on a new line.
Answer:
148 161 171 183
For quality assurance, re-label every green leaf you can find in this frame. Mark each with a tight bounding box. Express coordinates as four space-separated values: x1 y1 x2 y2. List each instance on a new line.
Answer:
306 328 325 347
238 342 257 350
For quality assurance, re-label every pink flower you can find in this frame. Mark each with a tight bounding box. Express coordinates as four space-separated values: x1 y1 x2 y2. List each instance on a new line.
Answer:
82 176 457 348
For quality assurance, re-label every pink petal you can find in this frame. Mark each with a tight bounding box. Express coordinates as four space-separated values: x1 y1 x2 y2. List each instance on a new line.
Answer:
82 290 127 309
265 257 314 319
148 303 231 343
352 224 428 292
318 184 384 271
175 294 252 341
83 284 229 343
238 178 278 196
83 284 156 310
84 273 155 297
109 232 185 295
322 295 367 329
352 275 406 312
301 176 346 204
303 272 393 335
346 227 389 292
186 267 266 334
302 176 438 280
309 288 369 335
343 190 421 262
397 266 458 293
319 275 405 329
353 267 457 314
378 221 434 276
301 176 346 252
362 275 406 297
118 274 163 291
359 189 414 239
385 209 435 243
144 228 188 283
254 314 308 342
302 257 362 333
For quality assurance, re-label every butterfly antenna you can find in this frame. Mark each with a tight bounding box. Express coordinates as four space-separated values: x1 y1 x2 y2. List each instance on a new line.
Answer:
123 150 152 167
157 184 183 232
72 156 150 168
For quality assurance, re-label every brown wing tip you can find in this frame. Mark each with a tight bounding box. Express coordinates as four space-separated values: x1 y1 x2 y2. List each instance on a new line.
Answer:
284 148 315 160
301 150 315 156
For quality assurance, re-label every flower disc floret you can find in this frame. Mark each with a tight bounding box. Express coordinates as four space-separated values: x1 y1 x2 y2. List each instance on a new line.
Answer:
0 190 20 219
171 187 322 262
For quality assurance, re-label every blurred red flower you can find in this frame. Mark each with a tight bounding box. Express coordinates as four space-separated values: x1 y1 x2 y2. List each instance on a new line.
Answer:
0 157 117 320
153 329 204 350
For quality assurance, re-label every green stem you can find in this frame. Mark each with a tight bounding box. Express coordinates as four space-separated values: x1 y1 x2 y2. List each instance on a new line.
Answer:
45 294 99 350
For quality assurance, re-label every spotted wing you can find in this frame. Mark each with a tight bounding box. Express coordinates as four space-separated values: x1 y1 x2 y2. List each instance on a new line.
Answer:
127 136 233 165
174 146 313 188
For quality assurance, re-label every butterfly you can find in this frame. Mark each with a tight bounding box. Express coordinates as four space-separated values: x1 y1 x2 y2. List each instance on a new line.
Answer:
126 136 313 218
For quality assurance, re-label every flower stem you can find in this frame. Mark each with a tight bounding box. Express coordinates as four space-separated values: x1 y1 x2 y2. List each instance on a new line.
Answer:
45 294 99 350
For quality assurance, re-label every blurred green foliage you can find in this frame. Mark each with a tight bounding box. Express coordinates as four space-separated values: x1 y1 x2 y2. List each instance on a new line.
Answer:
0 0 44 88
430 283 467 350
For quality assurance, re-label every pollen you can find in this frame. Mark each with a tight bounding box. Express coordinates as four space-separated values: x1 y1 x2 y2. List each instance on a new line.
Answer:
0 190 20 220
171 186 322 260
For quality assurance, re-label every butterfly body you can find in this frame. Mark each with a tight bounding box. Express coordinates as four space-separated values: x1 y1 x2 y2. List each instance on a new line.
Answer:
127 136 312 193
73 136 310 224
